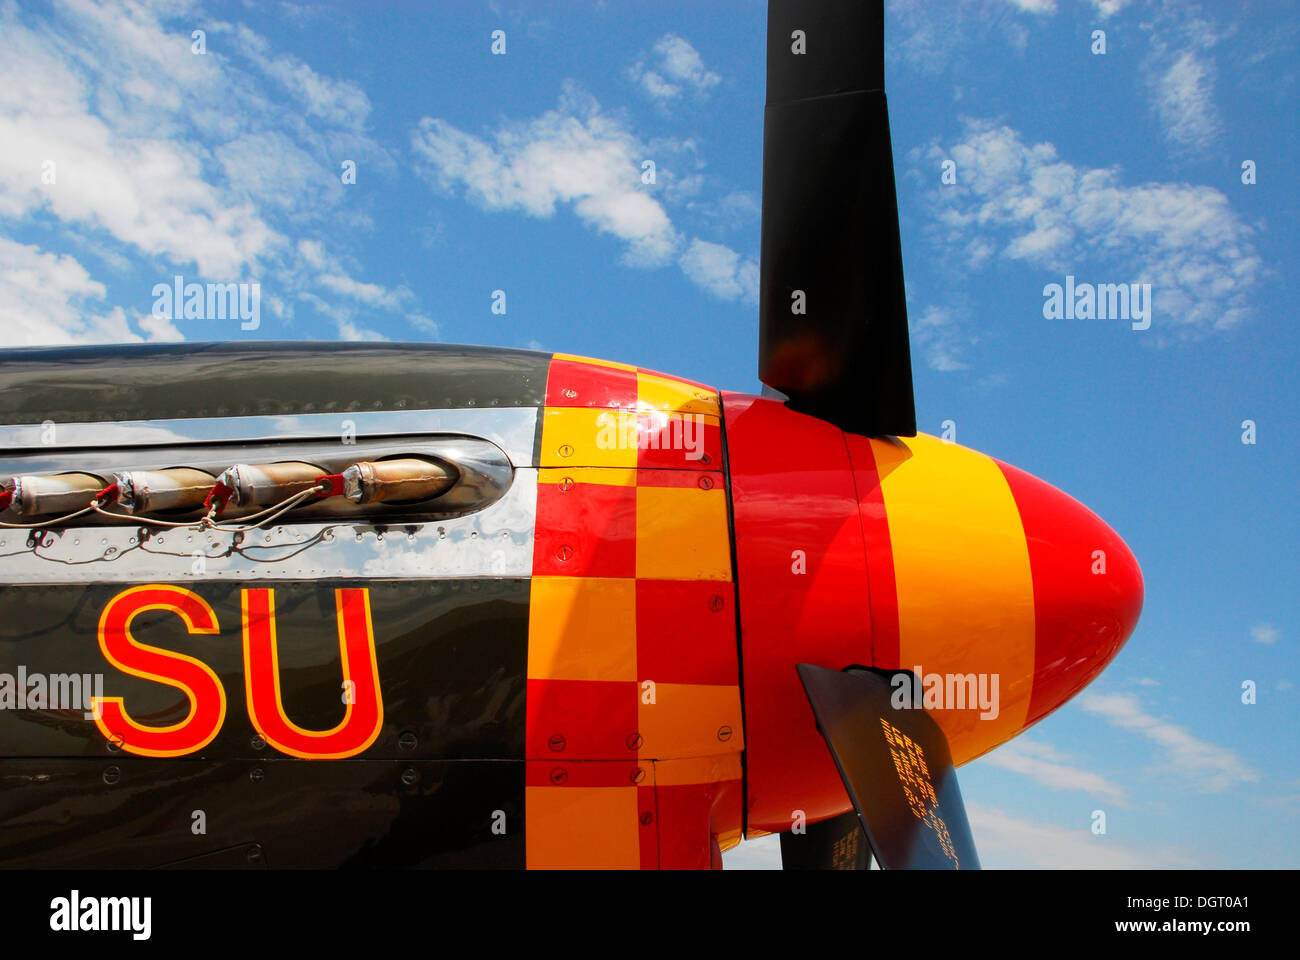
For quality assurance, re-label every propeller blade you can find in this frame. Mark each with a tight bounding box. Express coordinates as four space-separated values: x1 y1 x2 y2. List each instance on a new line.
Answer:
759 0 916 438
779 809 872 870
795 664 980 869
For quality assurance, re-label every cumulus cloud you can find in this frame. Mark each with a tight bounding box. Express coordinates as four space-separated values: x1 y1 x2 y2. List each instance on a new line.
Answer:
679 238 758 303
1079 692 1260 793
917 120 1263 335
412 85 756 302
0 238 180 346
412 85 679 266
0 0 414 344
628 34 721 102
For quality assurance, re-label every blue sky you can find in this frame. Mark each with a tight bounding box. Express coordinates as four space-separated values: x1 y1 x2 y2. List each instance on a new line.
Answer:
1 0 1296 868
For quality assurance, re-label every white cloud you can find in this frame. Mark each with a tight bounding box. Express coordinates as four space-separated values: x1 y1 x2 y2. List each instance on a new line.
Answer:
337 319 388 342
1250 623 1279 644
412 85 680 267
722 803 1196 869
318 273 412 309
968 803 1196 868
1138 5 1230 153
0 0 414 344
1092 0 1133 17
918 120 1263 336
237 25 372 129
910 304 970 372
978 739 1129 804
1005 0 1056 14
1079 692 1260 793
412 85 754 301
679 238 758 303
1151 49 1220 150
628 34 720 102
0 238 179 346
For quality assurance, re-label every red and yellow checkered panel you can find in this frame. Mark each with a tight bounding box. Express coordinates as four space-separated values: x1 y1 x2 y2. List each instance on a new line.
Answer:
526 354 743 869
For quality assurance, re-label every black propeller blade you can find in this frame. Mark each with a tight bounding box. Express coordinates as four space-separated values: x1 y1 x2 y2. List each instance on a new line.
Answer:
758 0 916 438
779 809 873 870
794 664 980 870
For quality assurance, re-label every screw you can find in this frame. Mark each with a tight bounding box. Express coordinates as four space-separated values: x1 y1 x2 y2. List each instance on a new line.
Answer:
630 767 646 784
626 733 643 750
398 731 418 751
555 545 572 562
250 767 265 783
562 388 578 399
401 768 419 786
250 736 265 751
548 734 566 753
558 444 574 458
698 476 713 490
102 766 120 785
246 844 262 863
558 477 574 492
106 733 125 752
717 725 733 742
709 595 724 612
640 812 654 826
550 767 568 785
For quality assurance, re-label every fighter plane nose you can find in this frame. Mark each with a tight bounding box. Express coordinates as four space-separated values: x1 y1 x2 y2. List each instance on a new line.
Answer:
996 460 1144 727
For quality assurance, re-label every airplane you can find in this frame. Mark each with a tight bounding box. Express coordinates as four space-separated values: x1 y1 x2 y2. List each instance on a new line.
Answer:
0 0 1141 869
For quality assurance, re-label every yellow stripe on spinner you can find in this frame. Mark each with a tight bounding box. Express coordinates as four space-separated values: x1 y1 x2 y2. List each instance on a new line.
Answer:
873 432 1036 764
